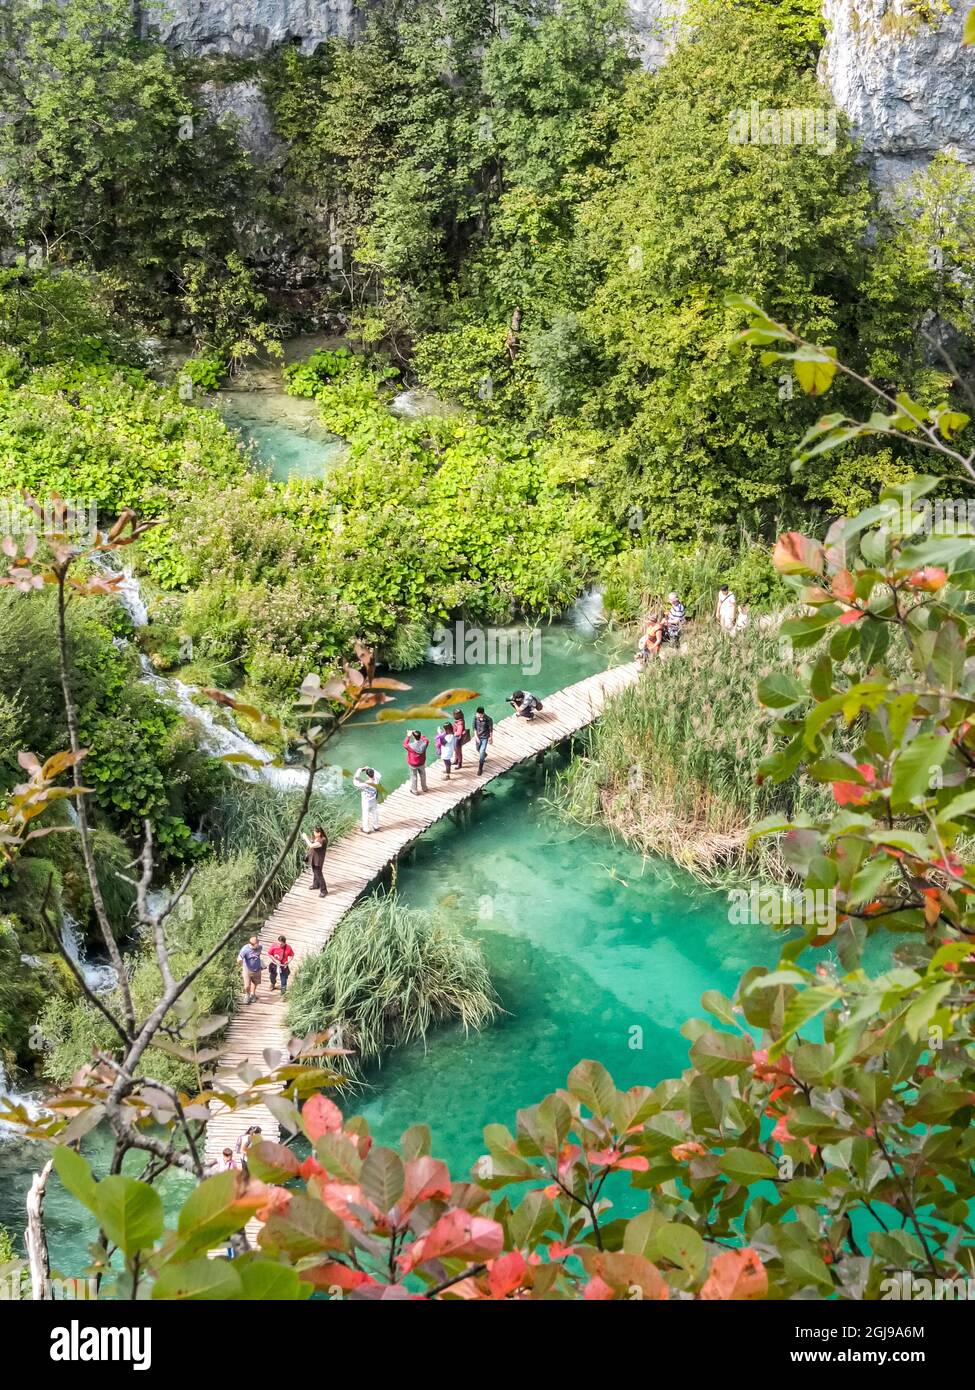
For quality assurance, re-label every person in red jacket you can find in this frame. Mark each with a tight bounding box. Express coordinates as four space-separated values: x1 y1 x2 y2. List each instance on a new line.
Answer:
403 729 429 794
268 935 295 996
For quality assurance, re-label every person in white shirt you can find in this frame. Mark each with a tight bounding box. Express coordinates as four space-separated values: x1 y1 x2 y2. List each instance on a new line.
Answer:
716 584 738 632
353 766 381 833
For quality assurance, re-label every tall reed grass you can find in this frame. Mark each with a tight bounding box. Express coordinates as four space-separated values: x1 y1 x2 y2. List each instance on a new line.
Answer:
287 891 499 1085
556 624 831 881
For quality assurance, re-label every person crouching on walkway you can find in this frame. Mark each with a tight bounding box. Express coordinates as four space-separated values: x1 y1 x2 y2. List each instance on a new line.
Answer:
238 935 263 1005
268 935 295 996
436 722 456 779
354 766 381 833
403 729 429 794
302 825 328 896
473 706 493 775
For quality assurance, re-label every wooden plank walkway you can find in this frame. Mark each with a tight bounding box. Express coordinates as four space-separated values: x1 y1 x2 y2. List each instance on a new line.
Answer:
204 661 640 1184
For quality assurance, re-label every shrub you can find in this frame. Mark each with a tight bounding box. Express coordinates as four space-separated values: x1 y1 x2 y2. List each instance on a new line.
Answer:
286 891 499 1082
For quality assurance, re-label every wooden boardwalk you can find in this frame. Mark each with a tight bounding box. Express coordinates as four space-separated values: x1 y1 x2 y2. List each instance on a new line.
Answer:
204 661 640 1176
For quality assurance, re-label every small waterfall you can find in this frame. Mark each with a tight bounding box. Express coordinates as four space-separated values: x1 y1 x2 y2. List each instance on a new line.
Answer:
116 569 149 628
96 566 318 792
0 1058 41 1137
60 912 118 994
565 586 606 637
138 658 309 791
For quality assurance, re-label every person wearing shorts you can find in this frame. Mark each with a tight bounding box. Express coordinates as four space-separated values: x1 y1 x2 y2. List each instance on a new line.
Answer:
238 936 263 1004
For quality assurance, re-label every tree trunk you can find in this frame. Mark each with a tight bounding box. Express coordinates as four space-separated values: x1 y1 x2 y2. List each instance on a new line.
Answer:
25 1159 53 1300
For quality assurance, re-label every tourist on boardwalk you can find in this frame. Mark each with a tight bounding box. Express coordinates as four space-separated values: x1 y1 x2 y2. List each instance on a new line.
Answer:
268 935 295 995
636 617 664 665
403 729 429 794
473 706 493 775
218 1147 237 1172
354 766 381 833
234 1125 262 1166
452 708 468 769
508 689 541 720
436 722 456 778
302 825 328 896
238 935 263 1004
666 591 686 645
716 583 738 632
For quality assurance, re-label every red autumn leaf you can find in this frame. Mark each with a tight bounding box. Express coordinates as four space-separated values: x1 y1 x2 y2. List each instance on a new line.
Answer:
589 1147 621 1166
838 607 866 625
831 568 857 603
254 1185 293 1222
547 1241 577 1260
908 566 947 592
584 1275 615 1301
299 1155 326 1180
699 1248 768 1301
301 1262 378 1292
302 1093 343 1141
832 762 877 806
670 1141 707 1162
617 1154 650 1171
397 1210 504 1274
772 532 825 576
487 1250 529 1299
400 1156 451 1215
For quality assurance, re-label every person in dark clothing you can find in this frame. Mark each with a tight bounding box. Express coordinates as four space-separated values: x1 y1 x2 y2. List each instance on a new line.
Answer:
302 825 328 896
473 706 493 775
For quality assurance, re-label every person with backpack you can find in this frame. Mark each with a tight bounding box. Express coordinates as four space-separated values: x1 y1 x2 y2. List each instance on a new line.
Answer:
353 766 381 833
403 729 429 794
302 825 328 896
451 708 469 769
268 935 295 996
435 722 456 778
473 706 493 775
237 936 263 1004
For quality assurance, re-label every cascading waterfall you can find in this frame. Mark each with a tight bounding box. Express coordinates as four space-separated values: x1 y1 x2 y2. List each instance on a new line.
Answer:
60 912 118 994
97 561 316 793
0 1059 41 1137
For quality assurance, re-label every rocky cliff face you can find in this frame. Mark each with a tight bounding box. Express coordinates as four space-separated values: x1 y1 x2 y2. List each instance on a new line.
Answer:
819 0 975 187
147 0 687 62
144 0 364 54
150 0 975 185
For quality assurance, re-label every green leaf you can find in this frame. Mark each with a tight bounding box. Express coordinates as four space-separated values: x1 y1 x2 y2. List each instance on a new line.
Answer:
567 1059 616 1116
652 1222 706 1278
52 1146 98 1214
783 1246 835 1291
689 1030 753 1076
94 1176 164 1256
359 1146 405 1215
758 672 806 710
718 1149 778 1185
771 986 839 1058
152 1257 243 1300
890 733 950 810
236 1262 313 1300
173 1172 255 1256
245 1141 301 1184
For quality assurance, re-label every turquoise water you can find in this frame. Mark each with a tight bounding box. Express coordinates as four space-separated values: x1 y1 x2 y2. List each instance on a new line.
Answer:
217 391 346 483
346 771 784 1178
326 601 624 784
